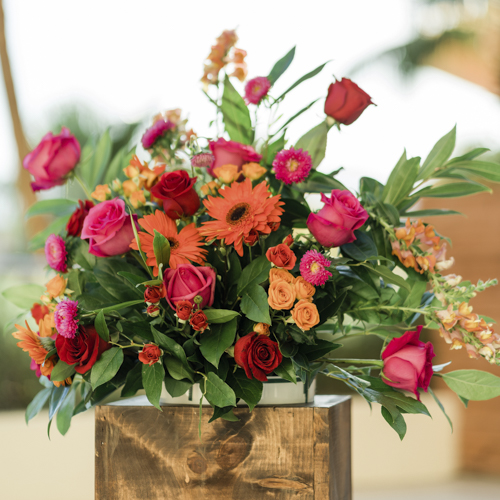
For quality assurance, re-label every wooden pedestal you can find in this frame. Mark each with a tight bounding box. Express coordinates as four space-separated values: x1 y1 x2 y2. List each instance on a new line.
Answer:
95 395 351 500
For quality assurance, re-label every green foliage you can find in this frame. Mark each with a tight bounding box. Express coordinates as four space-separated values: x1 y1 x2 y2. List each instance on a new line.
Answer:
56 383 78 435
28 215 71 251
153 230 171 271
121 362 144 397
227 369 263 411
440 370 500 400
200 319 237 368
2 284 45 310
273 357 297 383
418 126 456 181
340 231 378 261
237 256 271 295
203 309 240 324
94 310 110 342
142 362 165 410
240 285 272 324
268 46 295 85
221 75 253 145
25 199 78 219
25 387 52 424
90 347 124 389
50 361 76 382
202 372 236 408
276 61 330 101
295 121 328 168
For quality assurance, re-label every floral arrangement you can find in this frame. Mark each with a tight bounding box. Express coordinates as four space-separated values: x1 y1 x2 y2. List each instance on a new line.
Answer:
5 29 500 439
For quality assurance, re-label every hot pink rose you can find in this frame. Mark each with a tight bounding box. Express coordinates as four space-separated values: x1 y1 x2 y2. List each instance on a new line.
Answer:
381 326 435 400
208 138 262 177
81 198 137 257
307 189 368 247
163 264 216 310
23 127 80 191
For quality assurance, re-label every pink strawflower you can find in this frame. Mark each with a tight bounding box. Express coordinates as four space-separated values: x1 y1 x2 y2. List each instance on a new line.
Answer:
272 147 312 185
141 119 175 149
245 77 271 105
54 299 79 339
45 234 68 273
300 250 332 286
191 153 215 168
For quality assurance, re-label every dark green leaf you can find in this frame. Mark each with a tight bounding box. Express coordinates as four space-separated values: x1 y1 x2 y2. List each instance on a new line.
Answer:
204 309 240 324
90 347 124 389
121 362 144 397
296 169 347 193
340 231 378 262
295 121 328 168
227 369 263 411
422 181 491 198
142 362 165 410
273 357 297 383
25 199 78 219
164 377 192 398
200 318 237 368
237 256 271 295
94 310 110 342
221 75 253 145
418 126 456 181
116 271 148 288
153 230 171 270
26 387 52 424
203 372 236 408
164 355 194 382
403 209 463 217
241 285 271 324
280 198 311 227
86 299 144 314
361 264 411 291
382 152 420 206
381 406 407 440
50 361 76 382
299 340 342 361
48 386 70 422
268 46 295 85
276 61 330 101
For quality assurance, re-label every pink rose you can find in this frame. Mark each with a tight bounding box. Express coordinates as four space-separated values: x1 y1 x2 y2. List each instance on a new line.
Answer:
381 326 435 400
307 189 368 247
163 264 216 310
208 138 262 177
81 198 137 257
23 127 80 191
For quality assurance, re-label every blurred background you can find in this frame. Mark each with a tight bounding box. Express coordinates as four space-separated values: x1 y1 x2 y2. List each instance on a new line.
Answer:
1 0 500 498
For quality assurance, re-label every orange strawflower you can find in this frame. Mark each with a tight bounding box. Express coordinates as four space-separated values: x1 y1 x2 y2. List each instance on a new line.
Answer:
200 179 284 257
130 210 207 276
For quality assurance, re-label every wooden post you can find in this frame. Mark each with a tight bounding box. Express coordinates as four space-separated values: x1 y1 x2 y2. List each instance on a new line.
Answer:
95 395 351 500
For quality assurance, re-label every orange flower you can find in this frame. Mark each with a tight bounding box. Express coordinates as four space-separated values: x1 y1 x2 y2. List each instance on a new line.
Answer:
123 165 140 179
415 254 436 274
232 48 247 64
201 181 220 196
230 64 247 82
200 179 284 257
294 277 315 301
269 268 295 285
436 305 458 330
291 300 320 331
394 219 416 246
130 210 207 276
122 179 139 196
45 275 67 299
214 164 240 184
39 312 55 338
91 184 111 201
391 240 416 269
242 162 267 180
12 322 48 366
254 323 270 336
129 190 146 208
268 281 295 310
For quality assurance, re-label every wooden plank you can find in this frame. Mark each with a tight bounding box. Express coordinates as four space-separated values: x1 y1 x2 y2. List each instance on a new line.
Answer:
95 396 351 499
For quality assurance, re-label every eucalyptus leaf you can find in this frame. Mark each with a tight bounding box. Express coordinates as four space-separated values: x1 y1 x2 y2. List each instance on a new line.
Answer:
25 387 52 424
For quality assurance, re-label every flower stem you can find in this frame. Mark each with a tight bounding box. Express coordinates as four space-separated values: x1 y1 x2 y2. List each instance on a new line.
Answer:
324 358 384 367
73 172 93 200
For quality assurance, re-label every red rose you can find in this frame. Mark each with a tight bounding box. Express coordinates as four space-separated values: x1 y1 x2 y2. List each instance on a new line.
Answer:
244 229 259 246
164 264 216 310
23 127 80 191
283 234 294 247
234 332 283 382
268 221 280 232
176 300 193 320
55 325 110 375
31 303 50 324
307 189 368 247
208 138 262 178
138 344 162 365
266 243 297 270
150 170 200 219
324 78 373 125
144 284 166 304
66 199 94 237
381 326 435 400
190 310 208 332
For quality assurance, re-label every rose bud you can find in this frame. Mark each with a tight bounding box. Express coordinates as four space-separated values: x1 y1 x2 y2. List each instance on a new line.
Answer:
307 189 368 247
150 170 200 219
66 200 94 237
138 344 162 365
381 325 435 400
147 304 160 317
190 310 208 332
266 243 297 270
254 323 270 336
324 78 373 125
23 127 80 191
244 229 259 246
268 221 280 232
234 332 283 382
283 234 294 247
176 300 193 321
144 284 166 304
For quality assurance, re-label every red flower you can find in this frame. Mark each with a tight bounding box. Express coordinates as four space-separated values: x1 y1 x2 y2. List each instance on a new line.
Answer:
55 326 110 375
31 303 50 324
266 243 297 270
144 284 166 304
234 332 283 382
138 344 162 365
381 326 435 400
176 300 193 320
66 200 94 237
190 310 208 332
324 78 373 125
150 170 200 219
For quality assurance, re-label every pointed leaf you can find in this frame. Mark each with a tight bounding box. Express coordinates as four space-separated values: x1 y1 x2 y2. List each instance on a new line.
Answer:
56 383 77 435
237 256 271 295
153 230 171 270
418 126 456 181
200 318 237 368
423 181 491 198
203 372 236 408
241 285 271 324
25 199 78 219
25 387 52 424
228 369 263 411
221 75 253 145
2 284 45 309
295 121 328 169
268 46 295 85
50 361 76 382
276 61 330 101
203 309 240 324
94 310 110 342
90 347 124 389
142 362 165 410
441 370 500 400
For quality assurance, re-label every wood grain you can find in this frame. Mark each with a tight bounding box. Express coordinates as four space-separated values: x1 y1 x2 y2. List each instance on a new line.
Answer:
95 396 351 499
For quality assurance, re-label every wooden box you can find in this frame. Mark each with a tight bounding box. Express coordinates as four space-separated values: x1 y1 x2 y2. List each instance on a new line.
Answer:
95 395 351 499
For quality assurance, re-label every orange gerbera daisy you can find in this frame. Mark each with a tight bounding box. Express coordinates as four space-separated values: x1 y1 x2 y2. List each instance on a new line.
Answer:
130 210 207 276
200 178 284 256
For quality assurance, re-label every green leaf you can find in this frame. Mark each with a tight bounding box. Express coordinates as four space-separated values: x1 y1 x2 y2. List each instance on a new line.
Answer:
221 75 253 145
361 264 411 291
268 46 295 85
85 299 145 314
441 370 500 400
276 61 330 101
381 406 407 440
164 355 194 382
295 121 328 168
340 231 378 262
90 347 124 389
237 256 271 295
164 377 192 398
428 386 453 432
227 369 262 411
104 146 136 184
299 340 342 361
153 230 171 270
2 284 45 310
94 310 110 342
403 209 463 217
296 169 347 193
200 318 237 368
275 98 321 134
204 309 240 324
117 271 148 288
121 362 144 397
25 387 52 424
25 199 78 219
48 386 70 423
447 161 500 183
50 361 76 382
280 198 311 227
422 181 491 198
241 285 271 324
418 126 456 181
203 372 236 408
56 383 77 435
29 215 71 251
263 133 286 166
88 129 113 187
273 357 297 383
142 362 165 410
446 147 489 164
382 153 420 206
